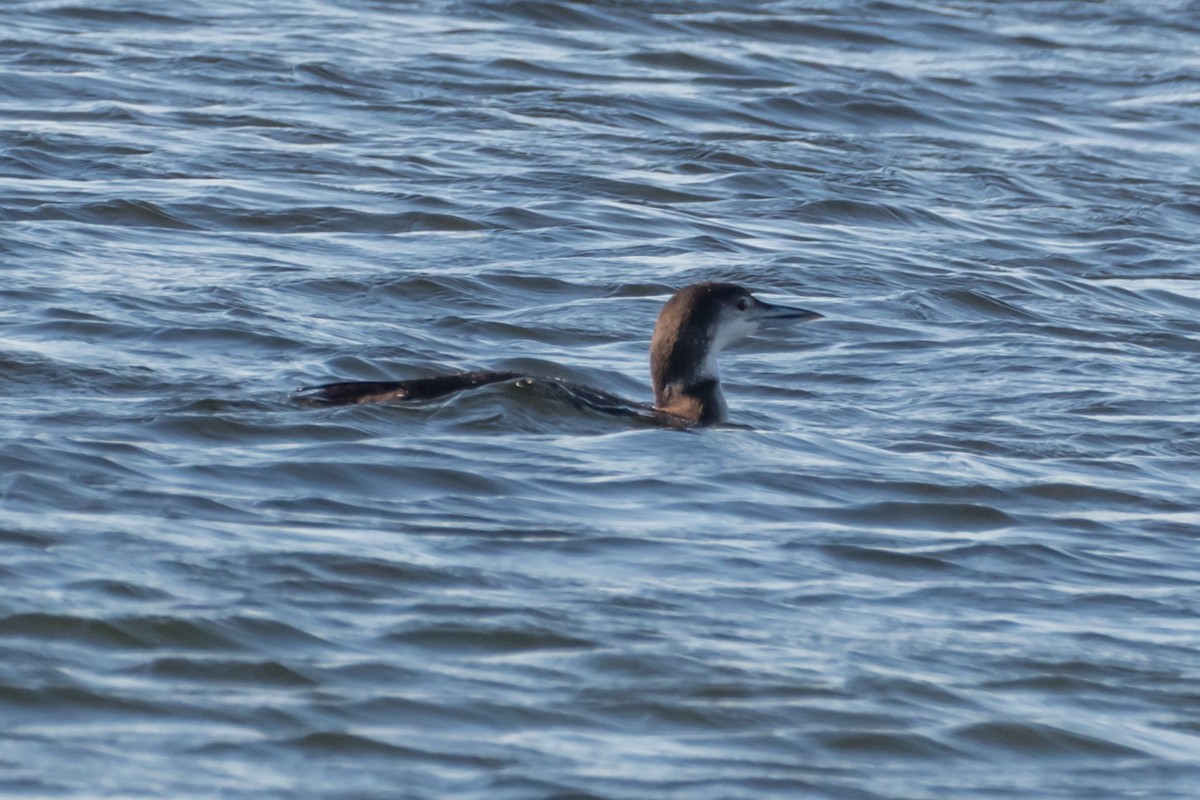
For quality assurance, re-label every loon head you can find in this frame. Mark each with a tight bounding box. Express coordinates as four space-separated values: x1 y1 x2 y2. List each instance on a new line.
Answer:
649 282 822 425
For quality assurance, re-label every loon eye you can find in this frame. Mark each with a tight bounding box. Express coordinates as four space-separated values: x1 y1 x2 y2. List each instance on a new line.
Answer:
736 297 749 312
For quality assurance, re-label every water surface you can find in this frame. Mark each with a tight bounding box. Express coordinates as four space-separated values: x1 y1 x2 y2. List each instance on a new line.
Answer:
2 1 1200 798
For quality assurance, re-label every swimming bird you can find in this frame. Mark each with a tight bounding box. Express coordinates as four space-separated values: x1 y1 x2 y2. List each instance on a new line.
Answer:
300 282 822 427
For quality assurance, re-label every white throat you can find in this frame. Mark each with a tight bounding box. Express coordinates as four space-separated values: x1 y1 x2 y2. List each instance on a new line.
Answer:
701 318 759 381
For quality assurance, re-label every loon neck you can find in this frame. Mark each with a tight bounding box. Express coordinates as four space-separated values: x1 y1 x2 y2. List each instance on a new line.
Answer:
650 286 728 425
654 376 727 426
651 326 727 425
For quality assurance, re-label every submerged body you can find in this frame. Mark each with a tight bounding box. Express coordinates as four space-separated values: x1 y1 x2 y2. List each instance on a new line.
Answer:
301 282 821 426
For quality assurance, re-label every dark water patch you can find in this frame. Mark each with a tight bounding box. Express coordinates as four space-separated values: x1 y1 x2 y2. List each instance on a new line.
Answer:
932 542 1107 577
1125 329 1200 354
588 695 786 733
0 528 60 549
8 317 149 348
321 660 423 687
935 288 1043 321
0 134 150 178
359 271 585 308
0 440 151 498
820 544 960 577
331 693 588 731
983 656 1197 703
201 206 490 234
743 91 942 133
0 44 101 72
173 455 524 503
67 579 173 602
1064 592 1187 615
627 50 752 77
817 730 961 759
4 102 149 127
288 730 509 767
824 501 1017 532
0 613 242 651
171 109 305 131
162 49 294 79
846 673 976 711
227 551 497 600
680 15 900 47
475 0 656 34
131 657 317 687
317 553 484 587
783 198 952 228
145 323 304 354
7 198 201 230
384 623 594 654
484 205 576 230
0 683 163 717
983 672 1136 697
484 56 594 82
50 5 192 26
954 721 1148 759
1021 481 1177 508
295 60 385 92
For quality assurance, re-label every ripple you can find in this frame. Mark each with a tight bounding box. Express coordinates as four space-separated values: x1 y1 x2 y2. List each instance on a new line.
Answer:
0 683 162 716
384 624 594 654
130 657 318 687
288 731 511 767
826 501 1018 532
0 613 242 651
14 199 201 230
955 721 1148 758
51 5 190 26
820 544 960 576
817 730 962 759
0 613 327 653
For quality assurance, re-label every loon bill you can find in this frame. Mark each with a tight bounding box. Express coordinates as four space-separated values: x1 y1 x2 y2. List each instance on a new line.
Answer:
299 282 822 427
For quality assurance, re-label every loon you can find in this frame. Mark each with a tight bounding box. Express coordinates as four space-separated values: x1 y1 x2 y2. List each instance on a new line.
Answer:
300 282 822 427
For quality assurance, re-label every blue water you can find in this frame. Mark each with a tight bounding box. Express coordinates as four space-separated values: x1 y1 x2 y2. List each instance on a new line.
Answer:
3 1 1200 797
